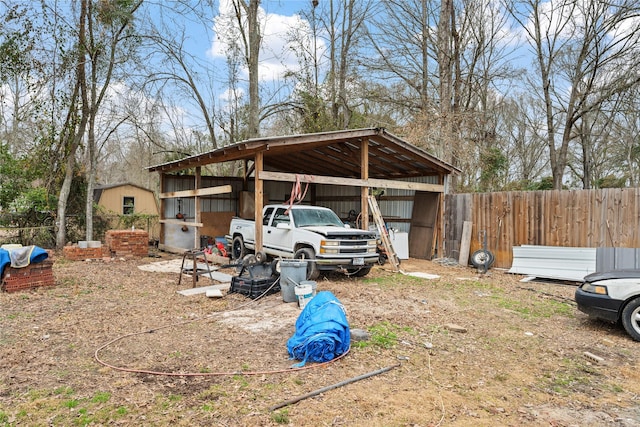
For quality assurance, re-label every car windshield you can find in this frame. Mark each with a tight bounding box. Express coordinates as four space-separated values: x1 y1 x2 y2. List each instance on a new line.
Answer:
291 208 345 228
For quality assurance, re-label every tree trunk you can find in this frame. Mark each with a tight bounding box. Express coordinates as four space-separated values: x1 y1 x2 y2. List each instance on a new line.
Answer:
246 0 261 138
438 0 456 187
56 0 89 249
85 114 96 240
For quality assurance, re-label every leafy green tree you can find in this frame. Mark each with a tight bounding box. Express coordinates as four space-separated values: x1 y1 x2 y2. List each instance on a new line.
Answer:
0 143 29 211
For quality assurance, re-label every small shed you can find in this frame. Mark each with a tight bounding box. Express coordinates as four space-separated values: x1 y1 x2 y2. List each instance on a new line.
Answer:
93 183 159 216
93 183 160 240
147 128 459 259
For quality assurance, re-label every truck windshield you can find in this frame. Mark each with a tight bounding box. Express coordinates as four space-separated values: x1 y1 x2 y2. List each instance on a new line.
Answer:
291 209 345 228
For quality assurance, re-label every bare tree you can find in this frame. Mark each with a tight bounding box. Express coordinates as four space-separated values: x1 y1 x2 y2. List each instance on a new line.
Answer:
365 0 516 191
486 93 548 190
138 14 219 150
228 0 262 138
284 0 373 132
611 88 640 187
508 0 640 189
323 0 373 129
83 0 143 241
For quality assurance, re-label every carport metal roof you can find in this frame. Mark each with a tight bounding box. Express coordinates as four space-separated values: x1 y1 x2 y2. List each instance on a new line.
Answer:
147 127 459 178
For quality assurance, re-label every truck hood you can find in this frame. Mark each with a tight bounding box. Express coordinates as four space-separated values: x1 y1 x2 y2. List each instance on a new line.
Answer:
302 226 377 239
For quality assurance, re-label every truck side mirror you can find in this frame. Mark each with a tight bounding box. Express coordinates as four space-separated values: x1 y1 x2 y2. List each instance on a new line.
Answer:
276 222 291 230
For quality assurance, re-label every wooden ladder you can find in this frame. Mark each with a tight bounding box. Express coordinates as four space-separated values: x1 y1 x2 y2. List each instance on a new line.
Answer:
367 195 400 272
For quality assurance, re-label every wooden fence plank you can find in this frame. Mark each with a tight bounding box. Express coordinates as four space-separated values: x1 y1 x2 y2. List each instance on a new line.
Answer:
444 188 640 269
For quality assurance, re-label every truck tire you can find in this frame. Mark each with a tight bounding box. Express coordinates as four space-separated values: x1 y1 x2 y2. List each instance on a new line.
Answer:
294 247 319 280
232 235 247 260
347 267 372 277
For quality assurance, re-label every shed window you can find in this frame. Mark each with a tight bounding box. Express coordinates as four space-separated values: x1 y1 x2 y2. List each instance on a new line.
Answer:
123 196 135 215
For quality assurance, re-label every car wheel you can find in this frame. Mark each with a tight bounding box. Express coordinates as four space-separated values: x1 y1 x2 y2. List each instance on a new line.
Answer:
470 249 494 268
621 297 640 341
294 247 319 280
232 235 246 260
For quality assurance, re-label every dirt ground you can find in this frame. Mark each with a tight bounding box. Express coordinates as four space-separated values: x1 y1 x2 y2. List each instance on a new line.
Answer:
1 252 640 426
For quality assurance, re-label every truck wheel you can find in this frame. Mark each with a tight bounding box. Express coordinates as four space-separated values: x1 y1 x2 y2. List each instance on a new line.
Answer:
621 297 640 341
232 236 246 260
347 267 371 277
294 247 319 280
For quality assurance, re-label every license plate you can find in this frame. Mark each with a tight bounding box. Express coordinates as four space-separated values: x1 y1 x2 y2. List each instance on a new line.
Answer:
353 257 364 266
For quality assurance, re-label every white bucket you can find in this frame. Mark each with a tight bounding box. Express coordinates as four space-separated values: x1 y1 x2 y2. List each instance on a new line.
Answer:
299 280 317 297
294 284 314 310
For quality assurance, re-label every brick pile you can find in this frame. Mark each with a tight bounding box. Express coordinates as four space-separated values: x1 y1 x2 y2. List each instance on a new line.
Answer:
62 245 109 261
1 258 55 293
105 230 149 258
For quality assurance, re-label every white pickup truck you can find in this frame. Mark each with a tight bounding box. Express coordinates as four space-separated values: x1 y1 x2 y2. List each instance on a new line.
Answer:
227 204 379 279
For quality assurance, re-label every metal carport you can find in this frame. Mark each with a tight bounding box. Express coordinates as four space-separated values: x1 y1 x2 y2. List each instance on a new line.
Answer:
147 127 459 257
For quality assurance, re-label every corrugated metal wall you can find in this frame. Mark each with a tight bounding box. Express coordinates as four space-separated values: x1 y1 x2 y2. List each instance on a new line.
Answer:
163 174 441 235
444 188 640 269
163 176 243 219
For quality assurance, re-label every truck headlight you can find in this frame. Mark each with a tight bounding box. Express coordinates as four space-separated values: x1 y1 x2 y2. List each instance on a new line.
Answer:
581 283 608 295
320 240 339 254
321 248 339 254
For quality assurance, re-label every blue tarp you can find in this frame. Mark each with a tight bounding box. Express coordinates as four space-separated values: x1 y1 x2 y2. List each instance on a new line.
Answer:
0 246 49 278
286 291 350 367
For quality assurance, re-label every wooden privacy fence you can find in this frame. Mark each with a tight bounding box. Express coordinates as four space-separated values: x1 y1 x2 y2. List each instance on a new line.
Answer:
444 188 640 269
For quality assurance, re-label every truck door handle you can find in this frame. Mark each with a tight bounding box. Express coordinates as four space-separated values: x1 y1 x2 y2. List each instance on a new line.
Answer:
267 230 272 233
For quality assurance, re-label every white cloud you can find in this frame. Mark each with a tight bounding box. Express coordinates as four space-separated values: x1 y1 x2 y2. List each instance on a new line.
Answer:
218 86 245 103
208 0 313 83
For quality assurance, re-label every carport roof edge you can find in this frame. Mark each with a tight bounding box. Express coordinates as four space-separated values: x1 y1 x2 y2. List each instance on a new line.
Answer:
146 127 461 178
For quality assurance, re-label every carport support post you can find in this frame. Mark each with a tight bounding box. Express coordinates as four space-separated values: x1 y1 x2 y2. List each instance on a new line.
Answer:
360 138 369 230
159 172 166 248
254 152 264 252
194 167 201 249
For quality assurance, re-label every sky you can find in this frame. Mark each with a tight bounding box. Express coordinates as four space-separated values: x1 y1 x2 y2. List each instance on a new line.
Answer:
201 0 316 83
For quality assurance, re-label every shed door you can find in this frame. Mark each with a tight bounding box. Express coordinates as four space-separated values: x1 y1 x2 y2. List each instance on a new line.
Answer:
409 191 440 259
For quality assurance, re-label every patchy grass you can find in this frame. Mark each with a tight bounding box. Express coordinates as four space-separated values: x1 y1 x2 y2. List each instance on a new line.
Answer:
354 321 417 349
2 257 638 426
271 408 290 424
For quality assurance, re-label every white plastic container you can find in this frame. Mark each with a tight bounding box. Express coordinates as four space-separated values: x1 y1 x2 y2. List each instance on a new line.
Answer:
295 284 314 310
299 280 317 297
87 240 102 248
78 241 88 249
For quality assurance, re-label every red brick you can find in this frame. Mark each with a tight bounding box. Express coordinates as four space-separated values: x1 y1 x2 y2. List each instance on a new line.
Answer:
1 259 56 292
105 230 149 258
62 245 109 261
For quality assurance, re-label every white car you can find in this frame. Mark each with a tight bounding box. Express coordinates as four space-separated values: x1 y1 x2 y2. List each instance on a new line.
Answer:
575 270 640 341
